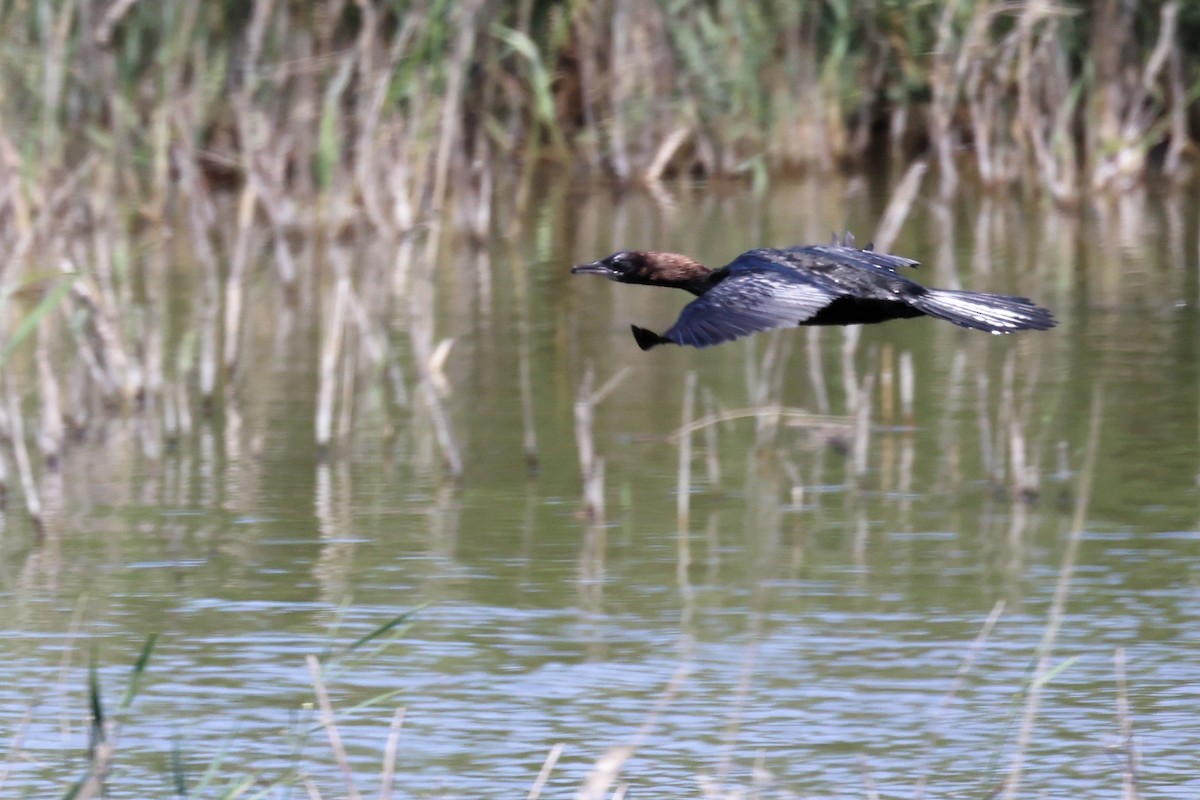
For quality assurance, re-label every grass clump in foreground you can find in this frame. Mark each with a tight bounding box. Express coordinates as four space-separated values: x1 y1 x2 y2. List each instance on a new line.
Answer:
9 607 420 799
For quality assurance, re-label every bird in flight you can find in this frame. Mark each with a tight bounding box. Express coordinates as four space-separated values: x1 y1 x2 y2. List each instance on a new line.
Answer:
571 234 1055 350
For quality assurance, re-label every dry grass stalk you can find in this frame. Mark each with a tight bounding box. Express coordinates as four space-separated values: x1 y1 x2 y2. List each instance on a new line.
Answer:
899 351 915 428
806 328 830 415
744 333 791 447
5 387 43 530
666 407 849 443
305 654 363 800
873 160 927 252
513 252 539 472
677 371 697 531
1114 647 1140 799
852 373 875 481
378 706 406 800
1003 389 1103 799
526 742 564 800
701 388 721 486
575 661 689 800
35 328 63 468
0 701 37 793
315 268 350 452
841 326 862 413
222 183 260 377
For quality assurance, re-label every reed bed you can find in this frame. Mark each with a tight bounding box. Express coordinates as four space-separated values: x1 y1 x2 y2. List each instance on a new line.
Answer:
0 0 1194 523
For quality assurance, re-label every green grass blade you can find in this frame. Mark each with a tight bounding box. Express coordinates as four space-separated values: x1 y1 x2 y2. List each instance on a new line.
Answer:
170 731 188 796
342 606 424 655
88 660 105 751
119 633 158 712
0 274 78 365
193 735 232 793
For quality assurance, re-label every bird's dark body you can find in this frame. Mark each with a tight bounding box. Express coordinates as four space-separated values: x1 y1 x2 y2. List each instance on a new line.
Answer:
570 237 1056 349
805 295 925 326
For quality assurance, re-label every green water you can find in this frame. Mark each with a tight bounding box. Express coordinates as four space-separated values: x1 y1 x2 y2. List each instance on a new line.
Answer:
1 177 1198 797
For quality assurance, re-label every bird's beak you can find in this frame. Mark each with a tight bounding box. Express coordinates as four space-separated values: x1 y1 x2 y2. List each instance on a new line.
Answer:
570 260 617 278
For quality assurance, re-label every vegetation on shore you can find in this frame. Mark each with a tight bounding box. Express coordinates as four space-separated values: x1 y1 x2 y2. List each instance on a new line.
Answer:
1 0 1198 204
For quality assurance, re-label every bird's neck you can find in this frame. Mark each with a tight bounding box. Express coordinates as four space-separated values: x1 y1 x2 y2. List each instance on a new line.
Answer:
639 252 726 295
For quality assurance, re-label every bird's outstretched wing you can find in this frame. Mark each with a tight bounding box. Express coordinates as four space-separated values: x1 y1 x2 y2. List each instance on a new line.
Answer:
660 271 836 348
786 244 920 274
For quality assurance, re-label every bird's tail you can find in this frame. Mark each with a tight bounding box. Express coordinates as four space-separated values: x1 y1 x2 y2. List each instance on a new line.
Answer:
911 289 1056 333
631 325 671 351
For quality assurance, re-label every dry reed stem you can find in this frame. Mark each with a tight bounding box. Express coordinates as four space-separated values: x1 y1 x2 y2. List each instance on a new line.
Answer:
378 706 406 800
713 619 763 795
222 183 259 376
514 260 539 471
701 388 720 486
35 327 63 467
575 660 690 800
879 344 895 427
858 754 881 800
677 371 697 531
852 373 875 481
1003 389 1103 799
899 351 915 427
5 387 43 530
806 328 830 415
841 326 861 413
1114 648 1140 800
316 263 350 451
526 742 564 800
74 731 115 800
663 407 850 443
0 700 37 793
574 365 630 520
305 654 363 800
873 160 927 253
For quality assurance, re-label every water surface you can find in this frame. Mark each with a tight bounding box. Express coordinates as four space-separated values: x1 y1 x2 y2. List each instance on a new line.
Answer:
2 176 1198 797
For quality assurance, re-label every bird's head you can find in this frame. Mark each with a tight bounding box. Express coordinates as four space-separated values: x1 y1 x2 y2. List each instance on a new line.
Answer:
570 251 652 283
570 250 709 288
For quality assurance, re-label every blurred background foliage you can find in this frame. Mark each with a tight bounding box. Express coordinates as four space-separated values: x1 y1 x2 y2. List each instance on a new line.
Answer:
1 0 1197 203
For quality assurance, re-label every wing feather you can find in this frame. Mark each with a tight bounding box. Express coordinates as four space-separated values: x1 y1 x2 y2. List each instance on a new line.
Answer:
662 272 835 348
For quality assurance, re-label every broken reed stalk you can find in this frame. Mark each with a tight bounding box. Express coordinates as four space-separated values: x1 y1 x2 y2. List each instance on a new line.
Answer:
1003 389 1103 800
573 365 630 520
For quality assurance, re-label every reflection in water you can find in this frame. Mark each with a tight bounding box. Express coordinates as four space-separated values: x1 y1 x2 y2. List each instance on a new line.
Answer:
1 177 1199 797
